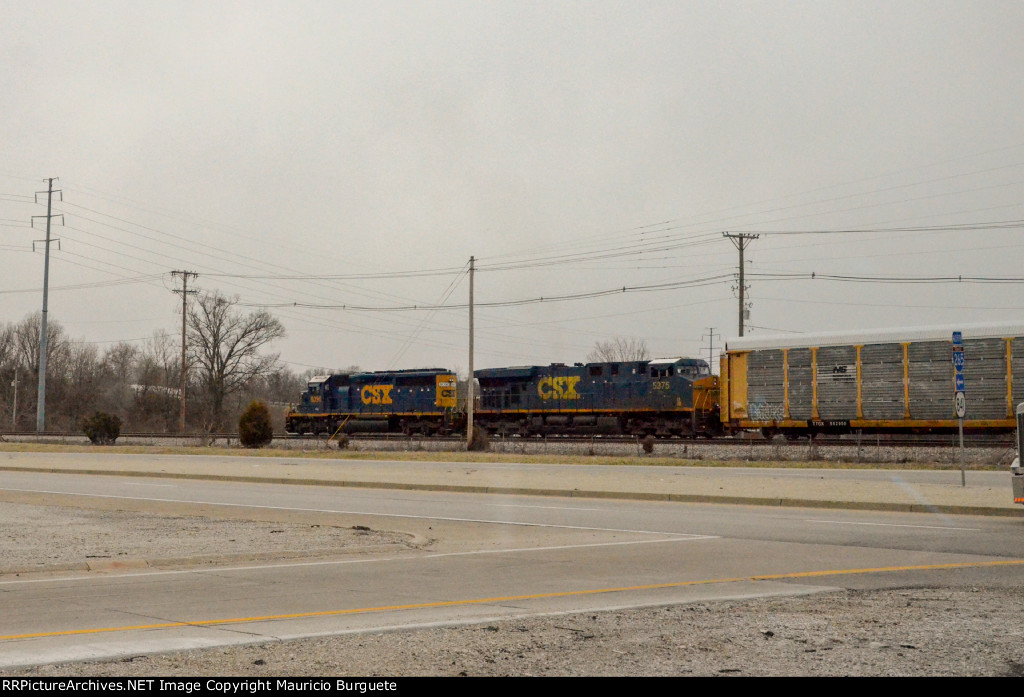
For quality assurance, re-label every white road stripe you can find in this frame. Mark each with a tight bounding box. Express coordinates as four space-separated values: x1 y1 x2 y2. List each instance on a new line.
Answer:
0 535 716 586
806 519 981 531
0 485 700 536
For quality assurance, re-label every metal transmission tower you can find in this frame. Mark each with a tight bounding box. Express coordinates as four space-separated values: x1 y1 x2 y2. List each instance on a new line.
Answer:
702 327 720 372
171 271 198 432
31 178 63 433
723 232 758 337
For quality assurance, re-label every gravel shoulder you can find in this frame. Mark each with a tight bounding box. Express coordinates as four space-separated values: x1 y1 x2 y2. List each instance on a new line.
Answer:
2 500 1024 676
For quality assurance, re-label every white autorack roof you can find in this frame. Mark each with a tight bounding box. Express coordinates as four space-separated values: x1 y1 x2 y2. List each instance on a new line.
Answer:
725 321 1024 352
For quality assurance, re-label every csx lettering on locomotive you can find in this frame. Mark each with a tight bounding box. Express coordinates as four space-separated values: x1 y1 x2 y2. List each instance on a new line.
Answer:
361 385 393 405
537 376 581 400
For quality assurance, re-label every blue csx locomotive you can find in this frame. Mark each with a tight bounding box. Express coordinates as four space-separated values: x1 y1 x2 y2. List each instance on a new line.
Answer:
285 357 722 437
285 368 460 435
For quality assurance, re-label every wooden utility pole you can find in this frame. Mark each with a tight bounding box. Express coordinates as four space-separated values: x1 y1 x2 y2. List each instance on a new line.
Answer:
11 371 17 430
723 232 758 337
171 271 198 432
467 256 475 449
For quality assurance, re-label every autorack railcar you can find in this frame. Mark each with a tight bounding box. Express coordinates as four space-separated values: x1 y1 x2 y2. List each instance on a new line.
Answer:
720 322 1024 438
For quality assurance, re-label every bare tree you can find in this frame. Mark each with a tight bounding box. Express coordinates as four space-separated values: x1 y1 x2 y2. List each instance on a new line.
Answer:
129 331 181 431
11 313 70 374
7 314 72 428
0 323 15 429
187 291 285 432
0 324 13 368
586 336 650 363
138 330 179 389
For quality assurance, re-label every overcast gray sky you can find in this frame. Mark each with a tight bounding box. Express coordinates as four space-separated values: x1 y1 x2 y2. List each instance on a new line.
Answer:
3 0 1023 374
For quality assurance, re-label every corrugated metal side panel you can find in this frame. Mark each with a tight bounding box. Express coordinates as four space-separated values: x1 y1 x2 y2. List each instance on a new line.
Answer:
962 337 1008 419
746 350 785 421
816 345 858 419
909 340 952 419
788 348 812 420
861 343 904 420
726 352 748 420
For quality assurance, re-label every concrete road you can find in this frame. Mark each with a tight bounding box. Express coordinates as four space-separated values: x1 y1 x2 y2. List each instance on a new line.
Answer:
1 457 1022 668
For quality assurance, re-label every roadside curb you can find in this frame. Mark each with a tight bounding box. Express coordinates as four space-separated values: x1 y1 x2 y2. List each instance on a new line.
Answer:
2 464 1021 518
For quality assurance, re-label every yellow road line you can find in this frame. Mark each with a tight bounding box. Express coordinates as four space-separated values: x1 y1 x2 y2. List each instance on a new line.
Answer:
4 558 1023 641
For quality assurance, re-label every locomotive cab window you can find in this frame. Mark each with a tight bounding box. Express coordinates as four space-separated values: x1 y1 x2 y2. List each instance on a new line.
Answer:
589 366 603 377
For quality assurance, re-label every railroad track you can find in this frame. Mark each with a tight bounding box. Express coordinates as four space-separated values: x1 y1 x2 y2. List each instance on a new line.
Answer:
1 431 1015 449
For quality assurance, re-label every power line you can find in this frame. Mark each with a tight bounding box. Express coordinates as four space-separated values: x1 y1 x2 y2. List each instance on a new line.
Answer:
241 273 736 311
750 272 1024 284
743 219 1024 235
0 273 164 295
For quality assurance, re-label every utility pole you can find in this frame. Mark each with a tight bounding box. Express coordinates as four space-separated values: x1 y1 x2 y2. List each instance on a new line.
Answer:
467 256 475 449
11 371 17 430
171 271 198 432
702 327 719 372
31 178 62 433
723 232 758 337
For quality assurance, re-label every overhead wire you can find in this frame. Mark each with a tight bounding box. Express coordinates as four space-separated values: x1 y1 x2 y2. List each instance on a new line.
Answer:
10 144 1021 365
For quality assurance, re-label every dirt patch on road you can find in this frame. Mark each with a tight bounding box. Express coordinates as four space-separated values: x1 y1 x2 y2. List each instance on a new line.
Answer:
0 502 414 574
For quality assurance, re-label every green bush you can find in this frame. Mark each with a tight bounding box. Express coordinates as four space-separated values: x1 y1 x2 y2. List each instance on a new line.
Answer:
82 412 122 445
238 400 273 448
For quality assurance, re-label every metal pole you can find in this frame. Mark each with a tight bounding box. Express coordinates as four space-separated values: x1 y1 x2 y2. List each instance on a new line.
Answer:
467 256 475 449
36 178 55 433
959 417 965 487
172 271 197 432
703 327 718 371
181 285 187 431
